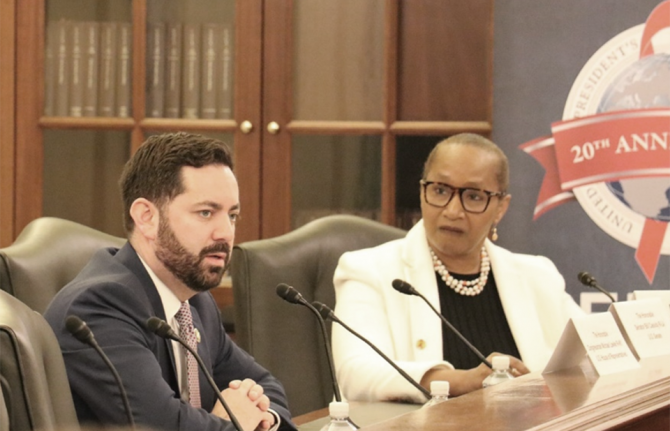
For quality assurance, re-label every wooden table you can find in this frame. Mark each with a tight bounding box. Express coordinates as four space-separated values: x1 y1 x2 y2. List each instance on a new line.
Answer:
296 356 670 430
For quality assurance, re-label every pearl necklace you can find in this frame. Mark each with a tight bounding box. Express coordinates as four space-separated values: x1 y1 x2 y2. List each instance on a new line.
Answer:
429 247 490 296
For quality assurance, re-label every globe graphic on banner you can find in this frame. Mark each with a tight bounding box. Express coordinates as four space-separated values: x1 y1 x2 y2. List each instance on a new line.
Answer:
597 53 670 222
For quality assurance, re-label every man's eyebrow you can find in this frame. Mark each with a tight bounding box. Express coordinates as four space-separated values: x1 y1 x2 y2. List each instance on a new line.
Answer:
195 201 223 210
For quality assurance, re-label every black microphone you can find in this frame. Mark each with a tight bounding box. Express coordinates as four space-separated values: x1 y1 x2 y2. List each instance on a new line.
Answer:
313 301 430 399
65 315 135 429
275 283 342 402
578 271 616 302
391 279 492 369
145 317 242 431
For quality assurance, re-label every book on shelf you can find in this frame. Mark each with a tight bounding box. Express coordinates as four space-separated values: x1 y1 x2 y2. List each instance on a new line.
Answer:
54 19 71 117
69 21 84 117
164 22 183 118
82 21 100 117
182 23 201 119
98 22 118 117
200 23 220 119
44 21 58 116
146 22 166 118
217 22 233 119
116 22 132 117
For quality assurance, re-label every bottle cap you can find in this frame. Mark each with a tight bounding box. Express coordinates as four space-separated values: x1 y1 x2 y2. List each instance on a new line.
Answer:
429 380 450 396
329 401 349 417
492 355 510 370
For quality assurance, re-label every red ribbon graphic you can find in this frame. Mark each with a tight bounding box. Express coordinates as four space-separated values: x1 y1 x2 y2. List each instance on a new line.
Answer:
520 108 670 284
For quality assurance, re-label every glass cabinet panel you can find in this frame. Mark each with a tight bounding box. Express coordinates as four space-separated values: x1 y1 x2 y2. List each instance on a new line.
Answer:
146 0 235 119
395 135 446 230
45 0 132 117
291 135 382 229
292 0 384 121
43 130 130 237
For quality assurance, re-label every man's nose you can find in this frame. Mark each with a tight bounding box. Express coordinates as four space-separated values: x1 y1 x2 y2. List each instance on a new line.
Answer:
214 216 235 242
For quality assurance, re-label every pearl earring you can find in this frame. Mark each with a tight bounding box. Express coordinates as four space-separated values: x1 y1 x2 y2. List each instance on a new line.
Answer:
492 226 499 241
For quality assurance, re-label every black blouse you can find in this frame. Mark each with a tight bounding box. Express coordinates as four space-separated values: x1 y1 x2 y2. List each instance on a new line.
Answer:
436 270 521 369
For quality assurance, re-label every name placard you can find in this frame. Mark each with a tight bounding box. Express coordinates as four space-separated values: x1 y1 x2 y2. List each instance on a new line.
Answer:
609 298 670 360
543 313 639 375
633 290 670 316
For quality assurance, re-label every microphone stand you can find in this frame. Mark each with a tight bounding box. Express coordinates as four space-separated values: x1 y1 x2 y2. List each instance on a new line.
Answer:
275 284 342 402
146 317 242 431
392 280 492 369
578 271 616 303
313 301 430 399
66 315 135 429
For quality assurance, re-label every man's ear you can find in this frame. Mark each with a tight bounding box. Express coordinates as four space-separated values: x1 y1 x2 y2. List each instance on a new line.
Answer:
129 198 160 240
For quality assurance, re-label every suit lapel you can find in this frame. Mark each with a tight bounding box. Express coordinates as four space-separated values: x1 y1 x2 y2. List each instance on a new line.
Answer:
116 243 180 394
401 221 444 362
487 242 549 370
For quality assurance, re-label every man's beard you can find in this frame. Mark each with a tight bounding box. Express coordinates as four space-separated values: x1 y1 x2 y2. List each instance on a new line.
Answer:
155 217 230 292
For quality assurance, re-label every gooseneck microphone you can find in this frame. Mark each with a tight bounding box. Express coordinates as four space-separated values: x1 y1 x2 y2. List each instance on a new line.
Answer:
146 317 242 431
578 271 616 303
312 301 431 399
391 279 493 369
275 283 342 402
65 315 135 429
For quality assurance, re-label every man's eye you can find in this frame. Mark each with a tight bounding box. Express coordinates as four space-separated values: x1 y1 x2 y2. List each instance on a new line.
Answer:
200 210 212 218
229 213 240 223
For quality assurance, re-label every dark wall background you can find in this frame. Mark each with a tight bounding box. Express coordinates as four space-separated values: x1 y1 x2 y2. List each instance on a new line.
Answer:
492 0 669 305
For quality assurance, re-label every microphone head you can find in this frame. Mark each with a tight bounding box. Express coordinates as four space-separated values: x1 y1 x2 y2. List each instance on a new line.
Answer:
312 301 334 321
276 283 305 304
577 271 596 286
145 317 177 340
65 315 94 345
392 279 416 296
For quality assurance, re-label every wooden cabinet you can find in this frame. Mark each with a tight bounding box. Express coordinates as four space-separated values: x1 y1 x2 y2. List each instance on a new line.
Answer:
0 0 16 247
1 0 493 246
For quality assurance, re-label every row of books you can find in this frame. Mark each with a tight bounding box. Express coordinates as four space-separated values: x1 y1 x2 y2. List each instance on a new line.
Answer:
45 20 132 118
43 20 235 120
146 22 234 119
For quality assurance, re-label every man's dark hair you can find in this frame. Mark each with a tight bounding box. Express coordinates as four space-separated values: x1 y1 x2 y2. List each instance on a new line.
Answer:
422 133 509 192
119 132 234 234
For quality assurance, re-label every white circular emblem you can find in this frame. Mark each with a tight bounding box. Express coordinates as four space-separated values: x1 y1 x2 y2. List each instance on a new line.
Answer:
566 25 670 254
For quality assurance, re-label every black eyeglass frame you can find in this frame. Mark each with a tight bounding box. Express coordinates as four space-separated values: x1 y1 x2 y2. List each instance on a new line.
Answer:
420 180 507 214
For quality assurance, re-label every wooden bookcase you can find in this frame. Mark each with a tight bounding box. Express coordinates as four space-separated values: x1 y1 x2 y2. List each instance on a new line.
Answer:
1 0 493 246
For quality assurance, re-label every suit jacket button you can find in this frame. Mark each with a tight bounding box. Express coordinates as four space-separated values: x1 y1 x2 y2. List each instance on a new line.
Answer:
416 339 426 349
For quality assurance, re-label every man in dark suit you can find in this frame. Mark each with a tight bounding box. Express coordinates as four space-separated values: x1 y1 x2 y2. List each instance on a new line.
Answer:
45 132 296 431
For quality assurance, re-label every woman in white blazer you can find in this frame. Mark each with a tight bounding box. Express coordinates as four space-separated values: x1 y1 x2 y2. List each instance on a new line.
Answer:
332 134 583 403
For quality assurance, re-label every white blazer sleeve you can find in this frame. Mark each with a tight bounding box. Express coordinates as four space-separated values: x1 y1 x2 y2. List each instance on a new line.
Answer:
332 245 450 403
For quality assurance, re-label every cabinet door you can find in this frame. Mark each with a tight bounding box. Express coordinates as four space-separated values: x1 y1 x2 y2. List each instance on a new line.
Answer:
260 0 493 238
13 0 262 244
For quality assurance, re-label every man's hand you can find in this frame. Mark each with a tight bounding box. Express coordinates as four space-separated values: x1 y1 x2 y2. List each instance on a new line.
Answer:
211 379 274 431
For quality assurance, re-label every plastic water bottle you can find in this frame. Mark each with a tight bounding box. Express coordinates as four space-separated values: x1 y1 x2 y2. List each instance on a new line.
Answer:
319 401 358 430
422 380 450 408
482 355 515 388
